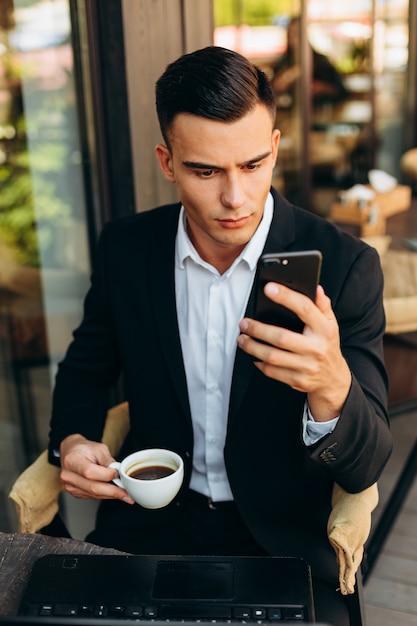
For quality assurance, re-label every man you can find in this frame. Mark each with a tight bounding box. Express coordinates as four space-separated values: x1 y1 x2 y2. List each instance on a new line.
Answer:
271 16 348 107
49 46 392 625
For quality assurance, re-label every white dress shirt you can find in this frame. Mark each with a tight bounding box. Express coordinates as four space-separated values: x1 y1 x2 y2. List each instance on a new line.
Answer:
174 193 337 501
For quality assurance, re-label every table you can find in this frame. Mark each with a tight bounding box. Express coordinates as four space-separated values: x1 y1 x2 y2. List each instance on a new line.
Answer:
0 533 128 615
329 184 412 237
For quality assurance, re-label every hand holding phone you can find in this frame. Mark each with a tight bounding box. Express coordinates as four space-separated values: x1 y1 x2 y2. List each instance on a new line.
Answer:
253 250 322 332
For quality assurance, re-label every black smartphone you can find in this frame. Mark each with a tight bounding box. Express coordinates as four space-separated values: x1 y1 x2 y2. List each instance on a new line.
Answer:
253 250 323 332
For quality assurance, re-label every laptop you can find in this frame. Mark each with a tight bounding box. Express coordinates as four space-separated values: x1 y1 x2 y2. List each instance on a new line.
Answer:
16 554 316 623
0 615 331 626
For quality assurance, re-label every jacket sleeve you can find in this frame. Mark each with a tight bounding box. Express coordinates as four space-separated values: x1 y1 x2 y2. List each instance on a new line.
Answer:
309 244 392 492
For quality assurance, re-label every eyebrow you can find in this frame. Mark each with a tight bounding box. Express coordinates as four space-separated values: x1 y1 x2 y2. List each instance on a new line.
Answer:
182 151 272 171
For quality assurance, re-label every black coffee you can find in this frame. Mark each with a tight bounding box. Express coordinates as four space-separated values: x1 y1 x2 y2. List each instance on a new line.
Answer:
128 465 175 480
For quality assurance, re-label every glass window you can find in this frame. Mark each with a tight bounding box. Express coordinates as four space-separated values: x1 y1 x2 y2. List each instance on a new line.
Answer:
0 0 90 531
213 0 410 216
213 0 306 207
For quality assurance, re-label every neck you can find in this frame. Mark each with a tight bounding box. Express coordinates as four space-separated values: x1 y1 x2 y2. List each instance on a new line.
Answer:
194 242 245 275
185 219 246 274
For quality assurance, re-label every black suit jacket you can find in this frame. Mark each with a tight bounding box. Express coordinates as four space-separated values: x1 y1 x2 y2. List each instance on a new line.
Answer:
49 188 392 583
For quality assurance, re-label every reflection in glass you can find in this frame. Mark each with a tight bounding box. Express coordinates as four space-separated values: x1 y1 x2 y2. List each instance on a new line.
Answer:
0 0 90 531
213 0 410 215
214 0 306 205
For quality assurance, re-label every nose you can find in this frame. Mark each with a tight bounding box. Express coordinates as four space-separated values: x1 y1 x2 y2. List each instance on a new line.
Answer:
221 172 246 209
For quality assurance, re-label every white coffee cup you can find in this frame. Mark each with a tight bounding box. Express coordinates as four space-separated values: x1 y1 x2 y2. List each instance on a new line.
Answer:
109 448 184 509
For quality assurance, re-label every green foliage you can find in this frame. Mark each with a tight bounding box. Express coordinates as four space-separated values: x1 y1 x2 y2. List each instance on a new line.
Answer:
0 47 77 269
0 138 39 266
214 0 295 27
0 135 72 268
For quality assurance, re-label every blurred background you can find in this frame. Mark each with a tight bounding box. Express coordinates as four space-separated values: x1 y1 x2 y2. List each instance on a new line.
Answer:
0 0 416 544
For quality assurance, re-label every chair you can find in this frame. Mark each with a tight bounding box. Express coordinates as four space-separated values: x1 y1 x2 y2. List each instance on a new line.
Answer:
357 235 417 582
9 402 376 624
361 234 417 335
8 402 130 537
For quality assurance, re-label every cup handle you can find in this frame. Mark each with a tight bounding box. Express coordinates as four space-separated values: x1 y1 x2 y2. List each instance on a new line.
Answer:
109 461 123 488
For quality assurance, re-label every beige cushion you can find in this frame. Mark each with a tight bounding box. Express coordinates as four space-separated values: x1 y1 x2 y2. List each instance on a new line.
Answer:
328 482 379 595
362 235 417 334
383 295 417 334
361 235 392 257
381 249 417 298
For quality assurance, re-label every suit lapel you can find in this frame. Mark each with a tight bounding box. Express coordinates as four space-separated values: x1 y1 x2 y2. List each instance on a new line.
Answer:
227 189 297 433
146 191 298 433
149 207 192 423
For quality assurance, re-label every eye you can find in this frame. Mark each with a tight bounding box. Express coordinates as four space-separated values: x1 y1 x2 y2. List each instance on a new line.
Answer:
197 169 215 177
245 162 262 171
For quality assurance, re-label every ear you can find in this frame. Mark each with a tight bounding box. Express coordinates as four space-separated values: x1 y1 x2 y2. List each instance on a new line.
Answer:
271 128 280 167
156 144 176 183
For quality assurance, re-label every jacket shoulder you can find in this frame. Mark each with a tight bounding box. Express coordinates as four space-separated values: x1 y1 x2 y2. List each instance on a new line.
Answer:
103 203 181 234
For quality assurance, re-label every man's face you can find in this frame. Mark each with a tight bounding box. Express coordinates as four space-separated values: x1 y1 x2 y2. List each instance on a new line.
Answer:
156 104 280 270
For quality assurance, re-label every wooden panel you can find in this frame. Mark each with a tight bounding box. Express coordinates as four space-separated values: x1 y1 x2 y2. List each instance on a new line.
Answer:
121 0 213 213
121 0 181 212
183 0 214 53
371 551 417 585
365 604 417 626
365 578 417 614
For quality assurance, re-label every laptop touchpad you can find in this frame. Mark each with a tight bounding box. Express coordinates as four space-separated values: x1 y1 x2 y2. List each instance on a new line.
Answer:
153 561 234 600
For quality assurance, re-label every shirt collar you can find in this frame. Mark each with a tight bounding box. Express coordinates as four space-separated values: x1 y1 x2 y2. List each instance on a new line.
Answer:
176 192 273 273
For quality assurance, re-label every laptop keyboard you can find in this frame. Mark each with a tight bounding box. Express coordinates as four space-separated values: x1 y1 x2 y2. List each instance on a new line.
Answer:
21 603 308 622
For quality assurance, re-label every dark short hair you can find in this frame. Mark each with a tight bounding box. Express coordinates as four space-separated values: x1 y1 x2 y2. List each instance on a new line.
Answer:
155 46 276 146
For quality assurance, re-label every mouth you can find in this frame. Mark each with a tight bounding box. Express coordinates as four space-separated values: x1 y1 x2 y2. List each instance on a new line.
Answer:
217 216 250 229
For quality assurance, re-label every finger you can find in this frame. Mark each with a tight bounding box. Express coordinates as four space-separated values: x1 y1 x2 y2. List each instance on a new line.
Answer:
239 316 305 357
263 282 319 329
65 453 118 483
315 285 337 322
60 468 134 504
80 441 116 469
238 330 311 389
62 442 116 480
263 282 338 335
